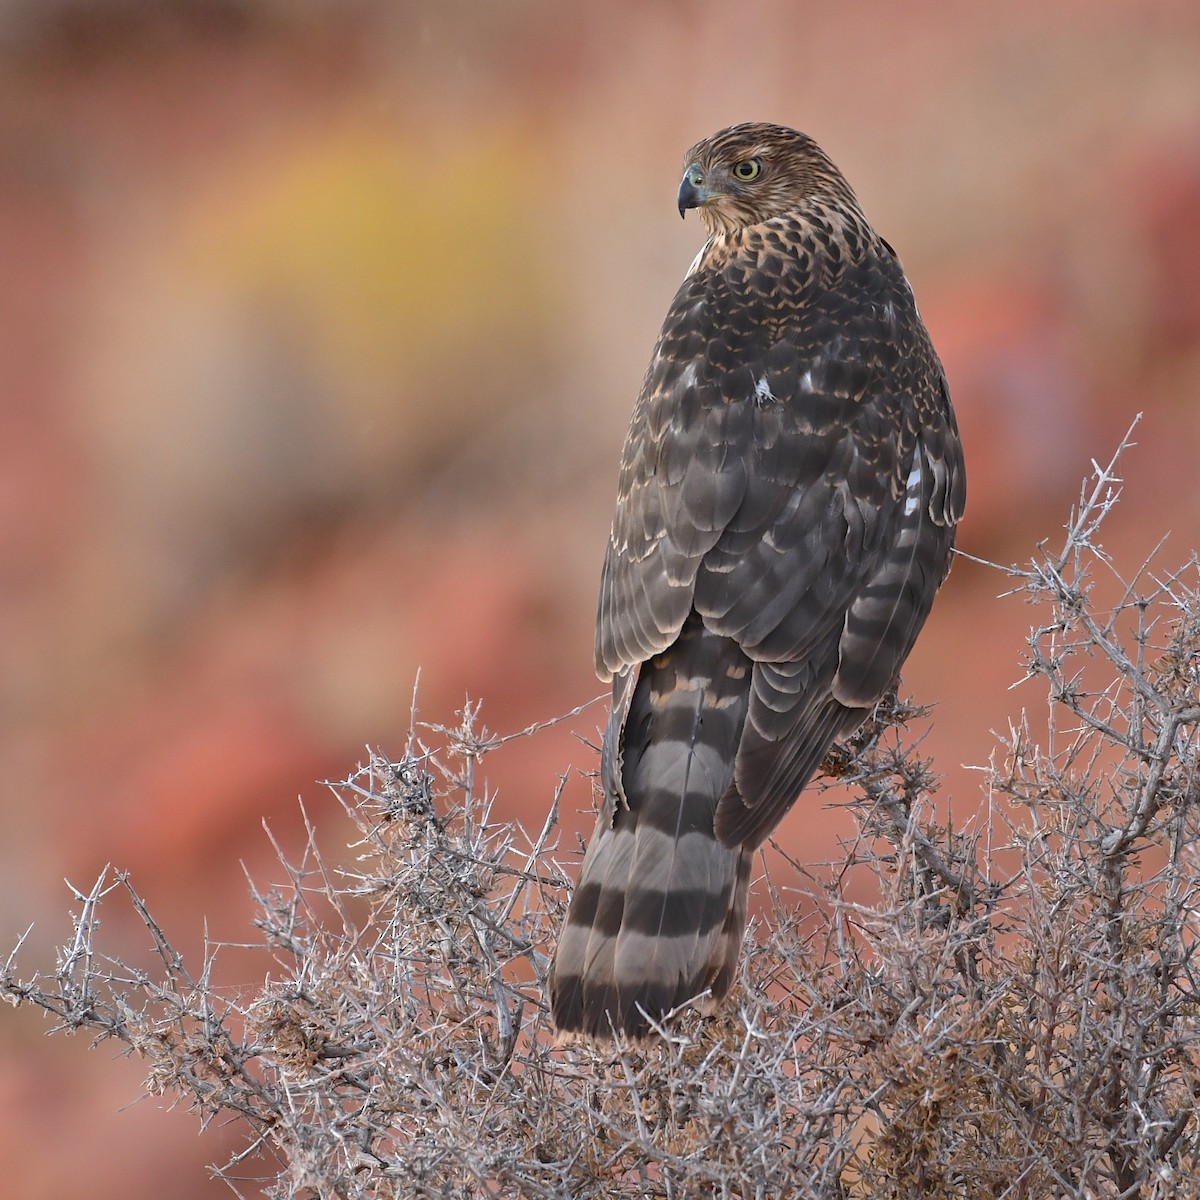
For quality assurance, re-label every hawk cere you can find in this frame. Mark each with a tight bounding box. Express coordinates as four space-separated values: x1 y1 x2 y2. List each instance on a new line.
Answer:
550 123 965 1040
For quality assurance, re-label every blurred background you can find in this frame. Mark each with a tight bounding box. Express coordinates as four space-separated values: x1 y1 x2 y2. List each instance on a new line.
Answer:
1 1 1199 1194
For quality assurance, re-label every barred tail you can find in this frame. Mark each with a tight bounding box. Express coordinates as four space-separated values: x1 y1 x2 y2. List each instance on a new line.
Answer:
550 616 753 1040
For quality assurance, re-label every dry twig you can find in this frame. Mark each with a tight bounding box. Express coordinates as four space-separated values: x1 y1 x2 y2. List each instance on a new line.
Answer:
4 424 1200 1198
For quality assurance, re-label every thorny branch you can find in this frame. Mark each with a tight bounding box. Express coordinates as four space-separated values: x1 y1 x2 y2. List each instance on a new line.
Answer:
4 425 1200 1199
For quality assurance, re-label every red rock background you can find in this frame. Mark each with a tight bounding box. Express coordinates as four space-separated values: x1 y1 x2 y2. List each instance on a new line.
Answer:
1 2 1199 1195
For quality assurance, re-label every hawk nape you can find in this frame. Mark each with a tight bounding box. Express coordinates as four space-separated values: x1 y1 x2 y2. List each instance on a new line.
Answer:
549 122 965 1041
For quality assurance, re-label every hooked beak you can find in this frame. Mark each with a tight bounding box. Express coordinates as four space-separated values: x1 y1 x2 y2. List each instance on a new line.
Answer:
677 163 711 218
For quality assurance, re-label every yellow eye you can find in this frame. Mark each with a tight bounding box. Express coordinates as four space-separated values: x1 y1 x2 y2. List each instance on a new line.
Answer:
732 158 762 181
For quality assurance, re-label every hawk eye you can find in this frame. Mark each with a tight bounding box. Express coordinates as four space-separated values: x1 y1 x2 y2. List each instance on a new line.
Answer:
732 158 762 181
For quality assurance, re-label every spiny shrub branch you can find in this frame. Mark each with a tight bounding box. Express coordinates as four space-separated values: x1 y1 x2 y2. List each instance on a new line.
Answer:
4 421 1200 1198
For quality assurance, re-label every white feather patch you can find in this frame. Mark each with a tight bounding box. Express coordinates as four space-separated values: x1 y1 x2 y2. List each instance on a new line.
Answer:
904 452 923 516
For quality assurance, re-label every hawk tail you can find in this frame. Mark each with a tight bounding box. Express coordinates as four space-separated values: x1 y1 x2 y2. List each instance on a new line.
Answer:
550 616 753 1040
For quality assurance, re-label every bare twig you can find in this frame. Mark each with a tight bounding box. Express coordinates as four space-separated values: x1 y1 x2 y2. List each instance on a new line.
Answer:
5 424 1200 1198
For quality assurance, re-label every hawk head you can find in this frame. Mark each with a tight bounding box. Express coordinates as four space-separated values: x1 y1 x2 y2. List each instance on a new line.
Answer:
678 122 860 237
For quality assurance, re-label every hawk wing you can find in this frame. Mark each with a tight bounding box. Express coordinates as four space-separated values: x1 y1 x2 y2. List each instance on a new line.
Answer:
596 220 964 849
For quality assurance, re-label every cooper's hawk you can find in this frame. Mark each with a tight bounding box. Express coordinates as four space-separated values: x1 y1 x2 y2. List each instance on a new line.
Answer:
549 123 965 1040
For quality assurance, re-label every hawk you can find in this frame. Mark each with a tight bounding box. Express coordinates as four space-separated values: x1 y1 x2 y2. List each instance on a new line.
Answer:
549 123 965 1040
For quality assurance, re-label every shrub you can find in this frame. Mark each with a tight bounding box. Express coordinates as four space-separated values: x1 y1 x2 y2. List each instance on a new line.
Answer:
4 423 1199 1198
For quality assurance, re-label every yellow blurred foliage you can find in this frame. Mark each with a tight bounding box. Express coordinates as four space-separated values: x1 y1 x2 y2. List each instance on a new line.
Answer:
181 118 550 405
